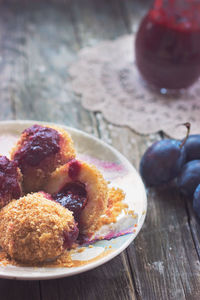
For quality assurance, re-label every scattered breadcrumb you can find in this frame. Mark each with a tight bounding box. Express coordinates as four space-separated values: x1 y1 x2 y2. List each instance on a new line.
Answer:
96 187 135 228
0 248 113 268
77 248 86 253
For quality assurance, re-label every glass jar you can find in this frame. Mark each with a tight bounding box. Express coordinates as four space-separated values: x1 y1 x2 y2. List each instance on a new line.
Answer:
135 0 200 91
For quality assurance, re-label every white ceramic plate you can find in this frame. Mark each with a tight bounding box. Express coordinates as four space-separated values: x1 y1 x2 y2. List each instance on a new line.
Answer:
0 120 147 280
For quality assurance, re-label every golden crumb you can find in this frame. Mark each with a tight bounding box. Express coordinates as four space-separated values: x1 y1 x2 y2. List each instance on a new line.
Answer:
0 247 114 268
0 192 78 264
96 187 126 228
77 248 86 253
128 210 137 218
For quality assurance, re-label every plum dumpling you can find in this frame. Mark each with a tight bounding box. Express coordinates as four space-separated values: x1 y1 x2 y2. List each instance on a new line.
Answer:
44 159 109 235
0 192 79 263
10 124 76 193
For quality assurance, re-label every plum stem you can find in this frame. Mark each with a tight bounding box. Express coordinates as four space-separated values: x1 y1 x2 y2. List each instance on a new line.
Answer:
180 122 191 148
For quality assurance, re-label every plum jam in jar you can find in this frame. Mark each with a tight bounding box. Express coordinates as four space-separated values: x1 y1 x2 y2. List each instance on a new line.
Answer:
135 0 200 91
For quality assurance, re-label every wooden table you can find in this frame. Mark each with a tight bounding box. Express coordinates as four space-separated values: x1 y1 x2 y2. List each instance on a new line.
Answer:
0 0 200 299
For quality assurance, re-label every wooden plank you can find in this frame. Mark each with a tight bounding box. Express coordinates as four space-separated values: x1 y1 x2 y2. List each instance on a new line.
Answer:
185 199 200 260
118 0 151 33
96 114 200 299
0 4 21 120
0 1 95 134
70 0 127 46
127 187 200 300
0 279 41 300
41 253 135 300
95 113 149 169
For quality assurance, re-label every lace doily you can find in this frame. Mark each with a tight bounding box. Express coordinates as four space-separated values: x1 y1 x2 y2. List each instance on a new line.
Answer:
69 35 200 139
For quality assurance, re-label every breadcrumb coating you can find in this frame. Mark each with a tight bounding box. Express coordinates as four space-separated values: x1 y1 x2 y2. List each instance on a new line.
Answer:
10 125 76 193
98 187 127 226
0 192 78 263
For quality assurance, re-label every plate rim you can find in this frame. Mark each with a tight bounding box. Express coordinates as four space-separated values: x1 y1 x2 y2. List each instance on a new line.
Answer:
0 120 147 280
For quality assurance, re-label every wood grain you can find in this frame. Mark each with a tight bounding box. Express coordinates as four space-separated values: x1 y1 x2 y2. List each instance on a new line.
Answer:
40 253 136 300
0 280 41 300
127 186 200 300
0 0 200 300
